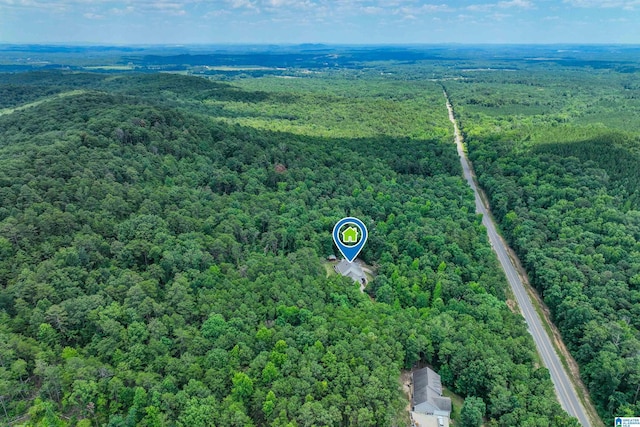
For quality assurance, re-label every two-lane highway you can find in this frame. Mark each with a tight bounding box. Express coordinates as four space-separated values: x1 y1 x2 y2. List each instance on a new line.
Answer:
444 91 592 427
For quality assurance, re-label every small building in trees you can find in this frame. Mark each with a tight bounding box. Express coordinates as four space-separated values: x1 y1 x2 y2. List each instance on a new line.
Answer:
412 367 451 418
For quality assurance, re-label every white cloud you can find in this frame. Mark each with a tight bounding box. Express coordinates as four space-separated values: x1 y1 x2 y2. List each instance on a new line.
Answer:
220 0 457 19
498 0 534 8
266 0 299 6
393 3 455 20
564 0 640 8
421 3 456 12
227 0 256 8
469 0 534 11
0 0 189 5
467 3 493 11
83 11 103 19
0 0 538 27
456 13 474 20
491 12 511 19
0 0 202 15
110 6 134 15
151 2 182 10
361 6 384 14
205 9 230 18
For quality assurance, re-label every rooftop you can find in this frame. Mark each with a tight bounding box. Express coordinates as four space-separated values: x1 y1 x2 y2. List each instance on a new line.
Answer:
334 259 367 284
412 367 452 415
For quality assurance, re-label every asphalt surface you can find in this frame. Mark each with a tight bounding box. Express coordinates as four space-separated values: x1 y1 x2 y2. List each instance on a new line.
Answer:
445 93 592 427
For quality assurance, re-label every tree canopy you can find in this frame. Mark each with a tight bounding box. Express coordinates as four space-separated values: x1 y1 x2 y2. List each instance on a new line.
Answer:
0 69 576 426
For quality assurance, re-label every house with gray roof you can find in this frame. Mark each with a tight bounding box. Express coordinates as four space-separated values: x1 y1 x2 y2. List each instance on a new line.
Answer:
412 367 452 418
334 259 366 284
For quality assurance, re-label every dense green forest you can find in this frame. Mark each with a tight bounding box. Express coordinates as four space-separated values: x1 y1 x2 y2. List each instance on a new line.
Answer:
0 69 578 426
446 64 640 421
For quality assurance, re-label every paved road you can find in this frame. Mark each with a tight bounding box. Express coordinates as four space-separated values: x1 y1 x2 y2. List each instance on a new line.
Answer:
444 92 592 427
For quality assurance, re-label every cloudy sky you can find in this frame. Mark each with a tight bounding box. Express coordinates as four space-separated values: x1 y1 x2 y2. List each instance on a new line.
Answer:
0 0 638 44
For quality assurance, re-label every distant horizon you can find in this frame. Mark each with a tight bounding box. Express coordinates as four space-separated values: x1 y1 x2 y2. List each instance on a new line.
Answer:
1 1 639 45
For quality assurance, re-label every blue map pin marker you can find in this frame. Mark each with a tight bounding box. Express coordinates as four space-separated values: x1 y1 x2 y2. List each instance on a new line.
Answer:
332 217 368 263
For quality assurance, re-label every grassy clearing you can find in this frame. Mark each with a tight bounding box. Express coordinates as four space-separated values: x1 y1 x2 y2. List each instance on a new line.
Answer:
443 387 464 425
83 65 135 71
0 90 87 117
323 261 336 277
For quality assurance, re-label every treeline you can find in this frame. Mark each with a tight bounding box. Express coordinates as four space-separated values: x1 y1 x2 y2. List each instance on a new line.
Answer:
446 68 640 421
0 72 577 426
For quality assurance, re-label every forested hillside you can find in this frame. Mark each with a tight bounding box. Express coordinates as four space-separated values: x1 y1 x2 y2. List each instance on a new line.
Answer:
446 65 640 421
0 71 577 426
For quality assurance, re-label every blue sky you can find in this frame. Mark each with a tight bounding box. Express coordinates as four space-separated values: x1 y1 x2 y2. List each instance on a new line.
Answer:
0 0 639 44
